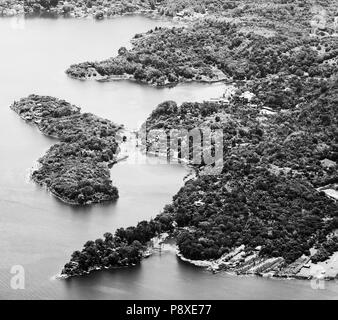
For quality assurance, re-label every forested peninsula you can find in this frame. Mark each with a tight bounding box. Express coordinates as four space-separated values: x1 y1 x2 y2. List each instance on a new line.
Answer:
11 95 121 205
60 0 338 280
65 1 338 86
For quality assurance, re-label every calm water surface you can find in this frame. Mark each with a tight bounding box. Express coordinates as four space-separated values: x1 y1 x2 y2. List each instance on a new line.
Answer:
0 16 337 299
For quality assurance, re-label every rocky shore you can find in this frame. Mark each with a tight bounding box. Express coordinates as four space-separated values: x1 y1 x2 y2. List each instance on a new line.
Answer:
177 244 338 281
10 94 122 205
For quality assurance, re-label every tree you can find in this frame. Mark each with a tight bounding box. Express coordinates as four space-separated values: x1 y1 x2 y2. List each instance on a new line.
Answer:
104 232 114 243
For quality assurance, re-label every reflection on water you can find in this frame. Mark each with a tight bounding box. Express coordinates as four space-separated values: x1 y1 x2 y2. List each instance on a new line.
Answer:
0 16 337 300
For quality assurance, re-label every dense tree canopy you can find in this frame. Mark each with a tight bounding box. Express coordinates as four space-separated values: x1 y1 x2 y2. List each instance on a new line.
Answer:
61 0 338 277
11 95 121 205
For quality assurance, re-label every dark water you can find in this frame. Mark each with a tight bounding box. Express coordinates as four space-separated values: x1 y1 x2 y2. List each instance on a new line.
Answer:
0 16 337 300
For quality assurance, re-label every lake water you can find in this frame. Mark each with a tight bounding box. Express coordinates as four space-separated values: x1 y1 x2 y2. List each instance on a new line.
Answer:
0 16 337 300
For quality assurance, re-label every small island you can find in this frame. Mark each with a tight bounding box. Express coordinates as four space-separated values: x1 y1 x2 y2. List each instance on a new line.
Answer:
10 94 121 205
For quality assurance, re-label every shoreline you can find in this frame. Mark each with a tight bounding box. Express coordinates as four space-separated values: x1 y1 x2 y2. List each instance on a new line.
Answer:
58 242 338 282
67 71 230 88
60 230 338 281
58 232 170 279
0 7 201 23
175 245 338 281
